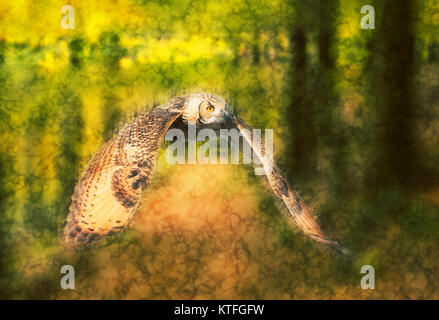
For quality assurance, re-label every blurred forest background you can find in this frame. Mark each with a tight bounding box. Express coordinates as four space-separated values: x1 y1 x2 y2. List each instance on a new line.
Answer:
0 0 439 299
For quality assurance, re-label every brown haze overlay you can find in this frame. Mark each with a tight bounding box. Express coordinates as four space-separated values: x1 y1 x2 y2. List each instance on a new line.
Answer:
9 147 425 300
51 163 437 299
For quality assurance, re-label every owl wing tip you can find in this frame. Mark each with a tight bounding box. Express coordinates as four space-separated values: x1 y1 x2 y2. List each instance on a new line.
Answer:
315 236 351 256
62 221 103 249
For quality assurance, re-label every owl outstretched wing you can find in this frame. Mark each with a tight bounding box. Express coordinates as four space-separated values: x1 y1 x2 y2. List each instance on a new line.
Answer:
63 96 186 247
230 115 348 254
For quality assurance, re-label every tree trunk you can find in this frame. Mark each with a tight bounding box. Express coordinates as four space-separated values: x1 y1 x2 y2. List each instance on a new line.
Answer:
367 0 420 190
286 22 317 183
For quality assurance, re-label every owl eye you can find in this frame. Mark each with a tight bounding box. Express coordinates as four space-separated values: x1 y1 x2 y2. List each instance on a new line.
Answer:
206 105 215 112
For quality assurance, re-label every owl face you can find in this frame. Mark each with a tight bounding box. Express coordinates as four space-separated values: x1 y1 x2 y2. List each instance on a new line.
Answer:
183 93 230 125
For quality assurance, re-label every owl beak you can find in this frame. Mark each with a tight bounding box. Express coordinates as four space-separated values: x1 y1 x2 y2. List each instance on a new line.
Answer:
223 105 234 119
225 109 236 123
219 108 232 124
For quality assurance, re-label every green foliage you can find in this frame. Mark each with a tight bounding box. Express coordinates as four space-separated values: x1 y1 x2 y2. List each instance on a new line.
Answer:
0 0 438 299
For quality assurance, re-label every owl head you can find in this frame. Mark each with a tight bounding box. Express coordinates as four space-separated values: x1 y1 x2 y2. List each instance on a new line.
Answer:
182 92 230 125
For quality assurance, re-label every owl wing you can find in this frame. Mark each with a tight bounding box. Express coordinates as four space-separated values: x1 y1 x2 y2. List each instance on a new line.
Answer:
63 96 186 247
230 115 348 254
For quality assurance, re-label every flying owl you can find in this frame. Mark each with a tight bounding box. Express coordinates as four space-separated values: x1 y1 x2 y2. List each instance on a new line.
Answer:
63 93 346 253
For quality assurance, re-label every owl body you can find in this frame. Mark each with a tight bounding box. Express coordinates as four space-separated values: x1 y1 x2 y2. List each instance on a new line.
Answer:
63 93 345 253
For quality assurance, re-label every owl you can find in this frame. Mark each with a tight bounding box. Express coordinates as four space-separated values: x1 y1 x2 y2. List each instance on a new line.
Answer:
63 93 347 253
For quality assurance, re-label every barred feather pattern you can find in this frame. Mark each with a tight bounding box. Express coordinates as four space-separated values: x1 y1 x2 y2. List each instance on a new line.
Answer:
63 97 186 247
231 115 348 254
